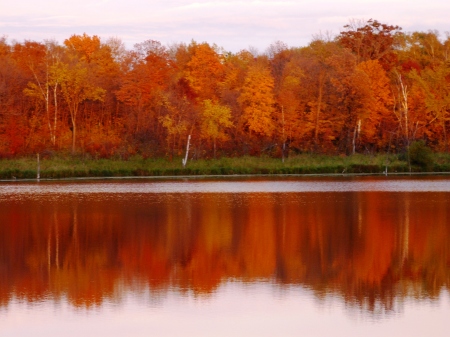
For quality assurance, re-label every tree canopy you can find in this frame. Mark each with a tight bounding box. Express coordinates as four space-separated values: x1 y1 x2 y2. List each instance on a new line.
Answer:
1 20 450 158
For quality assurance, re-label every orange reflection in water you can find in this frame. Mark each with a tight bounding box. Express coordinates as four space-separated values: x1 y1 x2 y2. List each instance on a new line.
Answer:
0 190 449 312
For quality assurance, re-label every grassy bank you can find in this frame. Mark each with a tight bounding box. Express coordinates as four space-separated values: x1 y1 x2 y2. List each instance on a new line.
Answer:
1 153 450 180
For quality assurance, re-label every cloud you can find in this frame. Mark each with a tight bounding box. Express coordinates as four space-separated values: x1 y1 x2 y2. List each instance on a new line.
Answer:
1 0 449 52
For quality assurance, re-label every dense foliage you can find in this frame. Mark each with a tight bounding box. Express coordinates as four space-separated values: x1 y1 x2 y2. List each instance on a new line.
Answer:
1 19 450 159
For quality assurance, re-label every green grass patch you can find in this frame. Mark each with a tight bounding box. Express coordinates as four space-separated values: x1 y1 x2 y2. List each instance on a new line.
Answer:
0 153 448 180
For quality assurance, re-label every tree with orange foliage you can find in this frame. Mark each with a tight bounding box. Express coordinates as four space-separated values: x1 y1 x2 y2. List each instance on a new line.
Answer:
412 62 450 151
116 40 173 135
293 40 338 152
184 42 225 102
274 52 304 158
338 18 402 69
356 60 394 151
158 94 195 159
64 33 101 63
17 40 64 147
0 38 38 156
327 51 372 154
267 41 303 159
238 62 275 140
218 50 254 154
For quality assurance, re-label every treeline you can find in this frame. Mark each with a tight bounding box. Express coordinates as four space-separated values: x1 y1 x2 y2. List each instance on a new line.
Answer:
1 19 450 159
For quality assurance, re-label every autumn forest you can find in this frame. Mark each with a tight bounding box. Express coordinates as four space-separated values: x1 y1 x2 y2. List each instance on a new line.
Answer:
1 19 450 159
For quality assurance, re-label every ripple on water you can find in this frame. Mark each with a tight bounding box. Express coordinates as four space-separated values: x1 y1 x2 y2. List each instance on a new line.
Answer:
1 178 450 199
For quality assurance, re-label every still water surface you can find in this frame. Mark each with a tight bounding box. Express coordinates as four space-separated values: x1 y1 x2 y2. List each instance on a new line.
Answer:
0 177 449 336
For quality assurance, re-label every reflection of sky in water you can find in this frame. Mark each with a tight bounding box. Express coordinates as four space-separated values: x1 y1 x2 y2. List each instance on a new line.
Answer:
1 283 449 337
2 178 450 195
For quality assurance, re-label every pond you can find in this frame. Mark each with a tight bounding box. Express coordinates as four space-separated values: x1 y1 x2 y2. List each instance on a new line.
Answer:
0 176 449 336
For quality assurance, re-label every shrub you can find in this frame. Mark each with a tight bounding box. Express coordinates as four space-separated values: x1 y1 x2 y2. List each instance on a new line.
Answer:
409 140 434 171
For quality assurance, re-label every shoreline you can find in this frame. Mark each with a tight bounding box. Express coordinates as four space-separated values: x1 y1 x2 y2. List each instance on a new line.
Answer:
2 170 450 183
1 154 450 181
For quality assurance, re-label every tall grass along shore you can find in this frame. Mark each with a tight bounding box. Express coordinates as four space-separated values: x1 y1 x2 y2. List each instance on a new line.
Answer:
1 153 450 180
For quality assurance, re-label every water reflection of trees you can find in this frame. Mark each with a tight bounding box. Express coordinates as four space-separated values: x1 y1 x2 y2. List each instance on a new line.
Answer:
0 192 449 313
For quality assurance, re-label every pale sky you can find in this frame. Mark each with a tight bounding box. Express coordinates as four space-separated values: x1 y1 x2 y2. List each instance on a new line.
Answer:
1 0 449 52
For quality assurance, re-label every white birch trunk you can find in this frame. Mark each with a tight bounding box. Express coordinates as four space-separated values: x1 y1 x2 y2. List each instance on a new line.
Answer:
182 134 191 168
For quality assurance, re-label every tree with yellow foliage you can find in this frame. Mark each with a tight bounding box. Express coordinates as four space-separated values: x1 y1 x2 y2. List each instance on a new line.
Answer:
200 99 233 158
57 38 106 153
